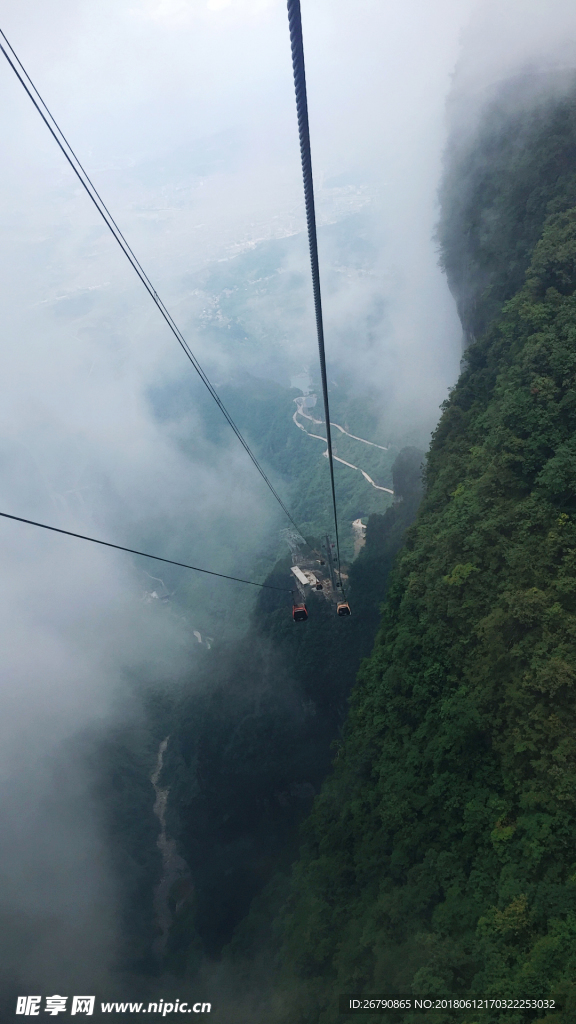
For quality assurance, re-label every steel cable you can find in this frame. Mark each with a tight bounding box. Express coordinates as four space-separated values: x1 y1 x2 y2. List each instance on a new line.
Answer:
286 0 343 583
0 28 303 536
0 511 292 592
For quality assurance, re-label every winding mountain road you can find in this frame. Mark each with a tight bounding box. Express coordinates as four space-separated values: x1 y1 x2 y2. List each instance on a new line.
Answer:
293 397 394 495
294 397 390 450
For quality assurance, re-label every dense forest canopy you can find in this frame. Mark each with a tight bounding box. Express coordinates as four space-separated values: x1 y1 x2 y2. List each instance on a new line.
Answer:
250 76 576 1024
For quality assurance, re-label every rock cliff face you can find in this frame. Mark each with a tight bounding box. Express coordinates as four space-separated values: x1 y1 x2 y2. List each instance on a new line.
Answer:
267 79 576 1024
438 72 576 347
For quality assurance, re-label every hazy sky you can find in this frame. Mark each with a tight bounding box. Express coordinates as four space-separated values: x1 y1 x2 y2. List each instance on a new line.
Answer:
2 0 576 999
0 0 474 407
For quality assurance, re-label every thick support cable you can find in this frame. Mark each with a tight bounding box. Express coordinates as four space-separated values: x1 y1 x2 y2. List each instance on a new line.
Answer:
286 0 342 582
0 511 292 592
0 28 303 536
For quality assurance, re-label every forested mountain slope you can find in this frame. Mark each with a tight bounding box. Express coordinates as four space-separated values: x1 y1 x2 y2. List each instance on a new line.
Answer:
268 81 576 1024
439 72 576 344
159 447 422 971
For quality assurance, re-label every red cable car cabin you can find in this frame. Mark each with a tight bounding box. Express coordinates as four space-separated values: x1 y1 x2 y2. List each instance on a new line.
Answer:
337 602 351 616
292 602 308 622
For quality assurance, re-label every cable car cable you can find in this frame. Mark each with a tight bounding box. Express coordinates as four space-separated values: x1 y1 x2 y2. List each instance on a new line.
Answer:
0 510 293 592
0 28 303 536
286 0 343 585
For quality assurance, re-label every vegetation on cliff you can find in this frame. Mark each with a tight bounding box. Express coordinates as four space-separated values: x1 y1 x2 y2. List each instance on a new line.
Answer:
439 74 576 344
270 86 576 1024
